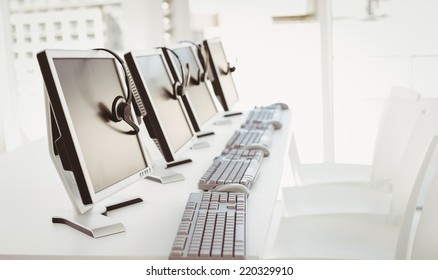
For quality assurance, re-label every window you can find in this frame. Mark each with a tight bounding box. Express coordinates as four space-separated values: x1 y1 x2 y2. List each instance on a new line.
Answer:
162 0 172 42
38 22 46 42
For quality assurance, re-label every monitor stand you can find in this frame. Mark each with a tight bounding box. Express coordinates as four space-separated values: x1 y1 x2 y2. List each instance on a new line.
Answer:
213 111 242 125
192 131 213 149
223 111 242 117
52 197 143 238
166 158 192 168
146 158 192 184
197 130 215 138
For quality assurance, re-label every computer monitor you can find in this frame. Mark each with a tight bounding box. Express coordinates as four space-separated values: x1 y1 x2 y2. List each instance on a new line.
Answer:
162 43 221 136
203 37 240 113
37 49 153 238
124 49 196 173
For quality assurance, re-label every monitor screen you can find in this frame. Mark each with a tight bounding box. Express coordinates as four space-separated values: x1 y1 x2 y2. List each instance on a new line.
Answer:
53 57 148 194
205 38 239 110
134 53 195 154
172 45 218 126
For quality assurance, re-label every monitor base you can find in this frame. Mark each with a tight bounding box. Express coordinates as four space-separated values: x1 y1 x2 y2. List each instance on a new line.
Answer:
191 141 210 150
214 119 232 126
146 167 185 184
52 197 143 238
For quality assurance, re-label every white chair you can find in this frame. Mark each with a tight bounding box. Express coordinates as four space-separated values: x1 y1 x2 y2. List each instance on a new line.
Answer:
290 87 422 187
391 132 438 259
282 99 438 218
409 162 438 259
265 136 438 260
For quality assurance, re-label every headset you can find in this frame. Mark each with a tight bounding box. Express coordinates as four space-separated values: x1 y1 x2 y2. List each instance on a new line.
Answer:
179 40 209 85
223 62 236 75
93 48 139 135
160 47 190 99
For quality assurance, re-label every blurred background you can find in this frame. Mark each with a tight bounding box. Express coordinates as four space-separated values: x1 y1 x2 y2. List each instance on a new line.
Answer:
1 0 438 167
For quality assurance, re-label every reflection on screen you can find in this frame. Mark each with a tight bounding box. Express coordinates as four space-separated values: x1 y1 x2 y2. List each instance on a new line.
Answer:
53 58 147 193
136 54 194 153
209 41 239 107
173 47 217 126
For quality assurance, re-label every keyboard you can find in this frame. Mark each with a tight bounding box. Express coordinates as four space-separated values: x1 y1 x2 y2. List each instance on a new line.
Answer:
245 106 282 124
169 192 246 260
241 122 275 131
225 126 275 149
198 148 263 191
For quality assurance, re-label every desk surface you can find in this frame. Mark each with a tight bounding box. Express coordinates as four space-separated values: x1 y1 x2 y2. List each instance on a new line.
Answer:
0 111 291 259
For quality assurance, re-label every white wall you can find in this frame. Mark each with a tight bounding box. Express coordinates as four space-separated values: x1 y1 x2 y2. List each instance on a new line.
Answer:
0 8 6 152
121 0 165 50
0 3 23 152
332 0 438 164
191 0 325 163
169 0 191 43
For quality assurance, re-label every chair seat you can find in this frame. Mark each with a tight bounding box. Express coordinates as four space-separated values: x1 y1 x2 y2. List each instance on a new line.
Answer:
282 182 391 216
265 215 398 259
297 163 372 185
289 87 422 188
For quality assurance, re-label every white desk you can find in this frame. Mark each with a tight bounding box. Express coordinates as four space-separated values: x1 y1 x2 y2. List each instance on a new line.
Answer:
0 111 291 259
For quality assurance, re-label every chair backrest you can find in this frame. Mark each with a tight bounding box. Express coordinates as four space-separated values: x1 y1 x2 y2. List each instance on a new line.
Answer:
389 99 438 221
389 100 438 224
410 150 438 259
370 87 423 188
416 99 438 209
288 134 304 185
288 87 422 187
395 135 438 259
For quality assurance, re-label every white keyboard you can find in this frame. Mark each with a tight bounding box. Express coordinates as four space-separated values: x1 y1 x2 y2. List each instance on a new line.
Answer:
241 122 275 131
198 149 263 191
245 106 282 126
225 126 274 149
169 192 246 260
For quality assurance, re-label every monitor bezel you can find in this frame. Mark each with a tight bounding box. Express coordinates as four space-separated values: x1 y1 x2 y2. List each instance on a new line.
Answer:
164 43 221 130
124 48 197 163
203 37 239 111
38 49 153 214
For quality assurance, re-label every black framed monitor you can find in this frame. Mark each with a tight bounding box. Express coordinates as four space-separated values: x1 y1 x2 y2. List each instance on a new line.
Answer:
37 49 153 238
162 43 221 137
203 37 241 116
124 49 197 183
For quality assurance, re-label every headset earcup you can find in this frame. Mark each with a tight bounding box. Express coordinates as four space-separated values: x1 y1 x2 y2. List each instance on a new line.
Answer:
111 95 125 122
197 69 203 85
116 101 140 134
170 82 180 99
116 102 130 121
200 69 208 82
176 81 184 96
